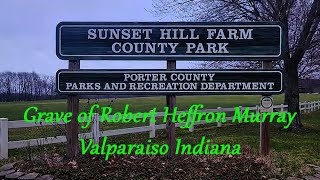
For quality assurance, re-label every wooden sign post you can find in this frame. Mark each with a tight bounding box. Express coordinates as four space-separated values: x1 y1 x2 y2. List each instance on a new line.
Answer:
259 61 273 156
66 60 80 158
166 60 176 158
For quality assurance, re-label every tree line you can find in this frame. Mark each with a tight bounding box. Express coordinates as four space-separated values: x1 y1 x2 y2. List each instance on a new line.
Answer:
0 71 59 102
0 71 158 102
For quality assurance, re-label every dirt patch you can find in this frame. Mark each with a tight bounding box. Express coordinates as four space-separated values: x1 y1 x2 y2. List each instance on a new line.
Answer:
15 152 278 180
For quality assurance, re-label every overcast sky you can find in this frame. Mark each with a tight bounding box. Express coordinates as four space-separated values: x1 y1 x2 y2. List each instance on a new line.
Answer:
0 0 194 76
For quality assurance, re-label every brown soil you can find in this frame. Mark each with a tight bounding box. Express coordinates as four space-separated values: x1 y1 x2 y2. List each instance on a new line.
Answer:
15 153 277 180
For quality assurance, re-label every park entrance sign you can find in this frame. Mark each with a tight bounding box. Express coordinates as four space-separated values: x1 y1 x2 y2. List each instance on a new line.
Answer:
55 21 284 158
56 22 283 60
57 70 283 94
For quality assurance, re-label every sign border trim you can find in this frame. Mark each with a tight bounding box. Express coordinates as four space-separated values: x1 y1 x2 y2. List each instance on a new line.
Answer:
56 69 283 93
57 23 283 60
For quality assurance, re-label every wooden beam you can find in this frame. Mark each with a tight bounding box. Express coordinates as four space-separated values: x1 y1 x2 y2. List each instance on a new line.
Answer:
259 61 272 156
66 60 80 158
166 60 176 158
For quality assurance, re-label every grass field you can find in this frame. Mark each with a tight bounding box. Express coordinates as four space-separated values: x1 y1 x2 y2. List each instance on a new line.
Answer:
1 94 320 121
0 94 320 178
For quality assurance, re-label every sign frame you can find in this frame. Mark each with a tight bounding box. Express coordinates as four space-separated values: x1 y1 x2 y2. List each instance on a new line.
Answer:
56 69 283 95
56 21 285 61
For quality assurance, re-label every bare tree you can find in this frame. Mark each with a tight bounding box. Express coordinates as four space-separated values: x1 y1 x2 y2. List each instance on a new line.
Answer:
0 72 5 101
152 0 320 128
0 71 59 101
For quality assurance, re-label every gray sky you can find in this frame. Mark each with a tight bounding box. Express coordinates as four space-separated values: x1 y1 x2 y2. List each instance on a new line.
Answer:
0 0 194 76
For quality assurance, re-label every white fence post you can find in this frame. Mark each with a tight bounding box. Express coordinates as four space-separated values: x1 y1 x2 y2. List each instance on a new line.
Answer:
189 115 194 132
0 118 8 159
149 110 155 138
280 104 284 112
304 101 307 113
91 113 99 144
308 102 311 113
312 101 315 111
256 105 259 113
217 107 222 127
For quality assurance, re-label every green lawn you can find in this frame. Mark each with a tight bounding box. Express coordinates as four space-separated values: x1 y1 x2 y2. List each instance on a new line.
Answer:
0 94 320 178
1 93 320 121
